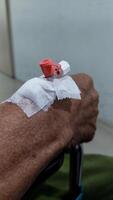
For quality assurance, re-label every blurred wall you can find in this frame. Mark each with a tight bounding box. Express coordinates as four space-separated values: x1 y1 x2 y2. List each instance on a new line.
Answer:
0 0 12 76
10 0 113 123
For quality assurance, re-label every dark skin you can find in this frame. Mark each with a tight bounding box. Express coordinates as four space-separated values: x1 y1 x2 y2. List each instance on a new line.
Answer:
0 74 99 200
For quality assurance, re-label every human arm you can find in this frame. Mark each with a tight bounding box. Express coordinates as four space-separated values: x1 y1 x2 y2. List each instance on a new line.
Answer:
0 74 99 200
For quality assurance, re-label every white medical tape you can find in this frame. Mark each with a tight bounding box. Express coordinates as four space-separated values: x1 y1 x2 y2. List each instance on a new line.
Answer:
4 61 81 117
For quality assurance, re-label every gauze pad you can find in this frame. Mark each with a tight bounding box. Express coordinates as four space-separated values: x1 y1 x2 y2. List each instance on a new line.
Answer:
4 60 81 117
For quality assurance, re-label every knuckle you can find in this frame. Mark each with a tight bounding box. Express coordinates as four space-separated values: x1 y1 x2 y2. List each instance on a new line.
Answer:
92 90 99 101
81 131 95 143
96 90 99 102
94 108 99 116
91 88 99 104
72 73 94 88
84 129 96 142
80 73 94 86
96 109 99 119
79 124 96 143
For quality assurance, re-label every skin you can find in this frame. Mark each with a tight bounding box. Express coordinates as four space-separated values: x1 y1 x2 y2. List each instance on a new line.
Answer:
0 74 99 200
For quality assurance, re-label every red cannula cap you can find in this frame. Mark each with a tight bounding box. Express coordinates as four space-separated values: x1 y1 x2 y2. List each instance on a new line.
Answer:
39 58 62 78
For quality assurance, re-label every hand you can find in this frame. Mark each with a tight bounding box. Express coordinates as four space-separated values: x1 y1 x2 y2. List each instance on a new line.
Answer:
70 73 99 145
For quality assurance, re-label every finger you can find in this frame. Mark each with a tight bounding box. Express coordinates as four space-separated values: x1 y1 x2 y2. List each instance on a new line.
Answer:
71 73 94 91
79 123 96 143
82 88 99 108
